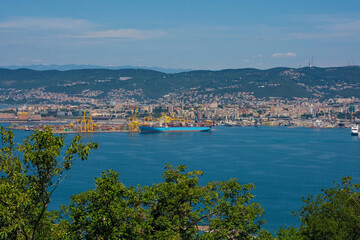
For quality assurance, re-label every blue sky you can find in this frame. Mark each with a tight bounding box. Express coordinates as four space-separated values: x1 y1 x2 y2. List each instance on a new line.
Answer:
0 0 359 69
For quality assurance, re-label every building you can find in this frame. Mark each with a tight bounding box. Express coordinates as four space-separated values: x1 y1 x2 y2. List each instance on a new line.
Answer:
0 113 15 120
168 104 174 113
29 114 41 121
17 112 29 121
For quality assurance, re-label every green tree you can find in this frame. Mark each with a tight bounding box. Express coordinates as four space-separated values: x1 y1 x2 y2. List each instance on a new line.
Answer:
65 170 148 240
274 177 360 240
142 164 207 239
0 127 98 240
274 226 303 240
296 176 360 239
201 178 265 240
65 164 266 240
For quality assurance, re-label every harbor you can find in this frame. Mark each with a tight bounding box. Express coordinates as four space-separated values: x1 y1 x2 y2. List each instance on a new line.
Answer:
7 110 215 134
6 116 359 136
1 102 359 136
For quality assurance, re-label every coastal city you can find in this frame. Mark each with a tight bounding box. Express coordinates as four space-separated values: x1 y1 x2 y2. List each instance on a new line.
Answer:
1 88 359 134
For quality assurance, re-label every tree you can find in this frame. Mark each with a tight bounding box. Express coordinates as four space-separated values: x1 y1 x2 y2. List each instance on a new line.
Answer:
65 164 266 239
295 176 360 239
65 170 148 240
0 127 98 240
274 226 303 240
274 176 360 240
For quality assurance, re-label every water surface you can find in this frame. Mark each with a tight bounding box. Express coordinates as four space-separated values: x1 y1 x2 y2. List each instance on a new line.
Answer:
6 125 360 231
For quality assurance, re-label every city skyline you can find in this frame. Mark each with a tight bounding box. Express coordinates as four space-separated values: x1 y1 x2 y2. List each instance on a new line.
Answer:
0 0 360 69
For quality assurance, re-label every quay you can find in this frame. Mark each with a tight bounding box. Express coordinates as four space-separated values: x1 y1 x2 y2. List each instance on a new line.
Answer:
52 130 131 134
8 123 134 133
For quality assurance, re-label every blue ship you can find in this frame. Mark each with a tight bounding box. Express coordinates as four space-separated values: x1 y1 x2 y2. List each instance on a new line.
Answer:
139 125 212 133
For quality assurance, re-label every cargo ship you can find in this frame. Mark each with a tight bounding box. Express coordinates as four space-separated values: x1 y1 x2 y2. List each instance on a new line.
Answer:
139 125 212 133
131 112 213 133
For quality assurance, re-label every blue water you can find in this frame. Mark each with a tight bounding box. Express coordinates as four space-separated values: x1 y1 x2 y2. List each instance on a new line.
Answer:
3 125 360 232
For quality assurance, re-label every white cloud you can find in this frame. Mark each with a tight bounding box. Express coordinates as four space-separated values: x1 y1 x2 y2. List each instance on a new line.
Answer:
0 17 93 30
243 59 250 63
332 20 360 32
251 54 264 59
286 30 359 41
272 52 297 58
0 17 164 42
279 15 360 41
70 29 164 40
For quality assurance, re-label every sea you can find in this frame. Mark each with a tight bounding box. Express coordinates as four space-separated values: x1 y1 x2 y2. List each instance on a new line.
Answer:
2 120 360 232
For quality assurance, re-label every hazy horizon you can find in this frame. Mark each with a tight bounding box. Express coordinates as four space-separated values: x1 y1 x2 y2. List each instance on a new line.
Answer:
1 63 359 73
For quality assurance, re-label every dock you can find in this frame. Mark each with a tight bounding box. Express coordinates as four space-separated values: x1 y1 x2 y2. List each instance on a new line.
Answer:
8 123 135 133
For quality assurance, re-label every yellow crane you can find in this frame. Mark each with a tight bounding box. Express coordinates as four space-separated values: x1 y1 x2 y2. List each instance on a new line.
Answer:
127 107 141 132
77 110 94 133
143 114 153 125
159 112 191 125
202 120 213 126
87 110 94 132
161 112 175 123
76 110 86 132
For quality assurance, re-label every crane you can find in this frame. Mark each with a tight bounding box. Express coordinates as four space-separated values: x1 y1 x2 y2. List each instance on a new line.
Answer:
77 110 94 133
127 106 141 132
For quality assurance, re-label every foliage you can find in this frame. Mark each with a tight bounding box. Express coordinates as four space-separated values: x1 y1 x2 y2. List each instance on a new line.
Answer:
151 106 168 118
64 170 147 240
0 127 98 240
300 114 313 119
295 176 360 239
272 177 360 240
65 164 265 239
275 226 304 240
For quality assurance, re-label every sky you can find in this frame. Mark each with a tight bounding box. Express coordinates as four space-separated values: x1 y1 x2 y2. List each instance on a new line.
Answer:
0 0 360 70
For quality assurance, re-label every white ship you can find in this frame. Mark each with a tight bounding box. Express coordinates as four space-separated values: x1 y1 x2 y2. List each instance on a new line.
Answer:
350 125 359 136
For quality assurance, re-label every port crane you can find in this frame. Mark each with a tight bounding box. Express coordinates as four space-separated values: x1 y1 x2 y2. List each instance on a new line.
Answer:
159 112 192 125
77 110 95 133
143 114 153 125
127 107 141 132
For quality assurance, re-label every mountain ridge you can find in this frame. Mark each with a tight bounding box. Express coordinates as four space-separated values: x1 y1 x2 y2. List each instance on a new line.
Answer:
0 66 359 101
0 64 193 74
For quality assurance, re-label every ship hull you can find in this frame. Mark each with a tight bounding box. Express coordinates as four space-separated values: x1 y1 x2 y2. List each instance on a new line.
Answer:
351 131 358 136
139 126 212 133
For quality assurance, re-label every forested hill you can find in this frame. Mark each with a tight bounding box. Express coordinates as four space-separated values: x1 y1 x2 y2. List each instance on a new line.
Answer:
0 66 359 99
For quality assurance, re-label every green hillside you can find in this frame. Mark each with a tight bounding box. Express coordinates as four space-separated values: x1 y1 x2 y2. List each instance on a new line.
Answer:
0 66 359 100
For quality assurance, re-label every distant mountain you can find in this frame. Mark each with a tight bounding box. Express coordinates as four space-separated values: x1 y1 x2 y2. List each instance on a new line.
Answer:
0 66 359 100
0 64 192 74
